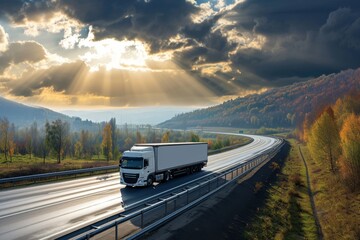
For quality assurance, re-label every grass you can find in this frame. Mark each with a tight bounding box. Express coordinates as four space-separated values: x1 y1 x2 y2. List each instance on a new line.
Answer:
244 139 318 240
0 154 118 178
300 143 360 240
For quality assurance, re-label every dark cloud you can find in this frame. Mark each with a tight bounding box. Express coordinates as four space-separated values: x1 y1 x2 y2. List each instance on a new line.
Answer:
58 0 198 53
223 0 360 87
0 41 46 73
1 0 360 102
0 0 56 24
320 8 360 50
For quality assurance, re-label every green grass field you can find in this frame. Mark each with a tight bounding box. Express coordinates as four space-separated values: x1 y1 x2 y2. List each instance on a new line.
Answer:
0 154 117 178
244 139 318 239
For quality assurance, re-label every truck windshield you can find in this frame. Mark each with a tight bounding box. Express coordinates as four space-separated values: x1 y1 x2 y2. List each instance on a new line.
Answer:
121 157 144 169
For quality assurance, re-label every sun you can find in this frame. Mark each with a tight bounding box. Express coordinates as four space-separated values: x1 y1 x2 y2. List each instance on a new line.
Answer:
80 38 149 71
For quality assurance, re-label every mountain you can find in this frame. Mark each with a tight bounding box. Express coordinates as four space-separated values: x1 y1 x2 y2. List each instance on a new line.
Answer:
0 97 99 131
159 68 360 129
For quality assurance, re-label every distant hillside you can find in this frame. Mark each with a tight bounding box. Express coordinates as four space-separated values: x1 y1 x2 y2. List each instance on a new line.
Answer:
0 97 99 131
159 68 360 129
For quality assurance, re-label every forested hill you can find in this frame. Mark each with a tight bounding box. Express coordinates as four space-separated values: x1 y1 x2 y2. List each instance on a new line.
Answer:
0 97 98 131
159 68 360 129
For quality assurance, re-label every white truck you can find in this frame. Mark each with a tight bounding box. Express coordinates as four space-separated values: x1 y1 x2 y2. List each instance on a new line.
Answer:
120 142 208 187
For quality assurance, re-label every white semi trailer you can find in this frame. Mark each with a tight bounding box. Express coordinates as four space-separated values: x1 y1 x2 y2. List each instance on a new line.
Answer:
120 142 208 187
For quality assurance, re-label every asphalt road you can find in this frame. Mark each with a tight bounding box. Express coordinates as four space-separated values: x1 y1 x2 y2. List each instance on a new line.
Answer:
0 134 279 240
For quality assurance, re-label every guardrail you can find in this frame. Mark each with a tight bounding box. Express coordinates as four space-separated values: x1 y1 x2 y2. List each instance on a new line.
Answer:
0 165 118 186
58 138 284 240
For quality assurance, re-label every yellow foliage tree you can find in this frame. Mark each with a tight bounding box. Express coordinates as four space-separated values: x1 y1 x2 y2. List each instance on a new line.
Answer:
339 114 360 191
161 131 170 143
308 108 341 172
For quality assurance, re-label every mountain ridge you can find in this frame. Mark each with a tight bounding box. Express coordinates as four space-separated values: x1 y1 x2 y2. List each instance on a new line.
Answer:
0 96 99 131
158 68 360 129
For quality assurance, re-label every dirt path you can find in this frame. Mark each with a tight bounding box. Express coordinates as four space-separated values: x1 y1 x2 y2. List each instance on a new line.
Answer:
298 145 323 240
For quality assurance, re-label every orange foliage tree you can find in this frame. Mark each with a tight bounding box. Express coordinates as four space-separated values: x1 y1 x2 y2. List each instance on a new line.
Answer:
308 107 341 172
339 114 360 191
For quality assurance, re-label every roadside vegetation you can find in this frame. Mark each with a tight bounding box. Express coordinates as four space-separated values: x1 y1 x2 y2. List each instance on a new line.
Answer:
297 93 360 239
244 139 318 240
243 93 360 240
0 118 250 178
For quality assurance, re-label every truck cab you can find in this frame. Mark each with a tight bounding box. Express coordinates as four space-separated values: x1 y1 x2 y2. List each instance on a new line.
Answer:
120 146 155 187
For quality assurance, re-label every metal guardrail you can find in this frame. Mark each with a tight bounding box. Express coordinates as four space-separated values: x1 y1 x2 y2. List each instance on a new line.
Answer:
58 138 284 240
0 165 118 185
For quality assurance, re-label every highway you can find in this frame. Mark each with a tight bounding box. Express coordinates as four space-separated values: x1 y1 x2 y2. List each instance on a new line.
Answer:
0 134 280 240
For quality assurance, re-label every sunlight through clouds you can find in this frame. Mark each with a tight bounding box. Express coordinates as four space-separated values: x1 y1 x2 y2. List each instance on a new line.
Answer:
0 25 9 52
0 0 359 108
77 26 149 71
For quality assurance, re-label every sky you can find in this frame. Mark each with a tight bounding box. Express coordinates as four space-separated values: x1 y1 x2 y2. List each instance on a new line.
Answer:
0 0 360 110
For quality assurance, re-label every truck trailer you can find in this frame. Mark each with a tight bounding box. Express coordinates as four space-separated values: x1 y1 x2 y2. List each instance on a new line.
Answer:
120 142 208 187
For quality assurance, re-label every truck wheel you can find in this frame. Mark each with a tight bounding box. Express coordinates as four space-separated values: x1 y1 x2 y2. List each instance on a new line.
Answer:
163 172 170 182
147 176 153 186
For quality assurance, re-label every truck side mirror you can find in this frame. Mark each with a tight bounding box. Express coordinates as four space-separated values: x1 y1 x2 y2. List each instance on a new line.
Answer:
144 159 149 167
119 159 123 167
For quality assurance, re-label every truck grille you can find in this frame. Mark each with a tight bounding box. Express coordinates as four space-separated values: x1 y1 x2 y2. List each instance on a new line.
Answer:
122 173 139 184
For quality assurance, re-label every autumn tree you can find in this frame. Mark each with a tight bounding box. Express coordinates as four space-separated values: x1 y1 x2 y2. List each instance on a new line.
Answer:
333 94 360 127
0 118 10 161
102 123 112 161
161 131 170 143
45 119 70 163
8 123 15 162
308 107 341 172
109 118 117 160
339 114 360 191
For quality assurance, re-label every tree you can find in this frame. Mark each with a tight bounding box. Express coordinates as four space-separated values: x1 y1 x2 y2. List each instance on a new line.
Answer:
308 107 341 172
146 125 156 143
0 118 10 161
161 131 170 143
38 128 49 164
31 122 39 158
339 114 360 191
8 123 15 162
124 136 133 150
189 132 200 142
46 119 70 163
110 118 117 160
74 141 82 159
136 130 143 143
102 123 112 161
333 94 360 127
80 130 92 159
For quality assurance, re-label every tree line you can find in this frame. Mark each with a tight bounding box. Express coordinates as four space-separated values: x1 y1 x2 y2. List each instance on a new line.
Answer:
0 117 241 164
300 93 360 191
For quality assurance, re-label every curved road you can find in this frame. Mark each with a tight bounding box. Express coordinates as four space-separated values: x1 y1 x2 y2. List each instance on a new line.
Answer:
0 134 280 240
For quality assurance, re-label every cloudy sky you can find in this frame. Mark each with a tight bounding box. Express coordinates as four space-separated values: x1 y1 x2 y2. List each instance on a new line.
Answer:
0 0 360 109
